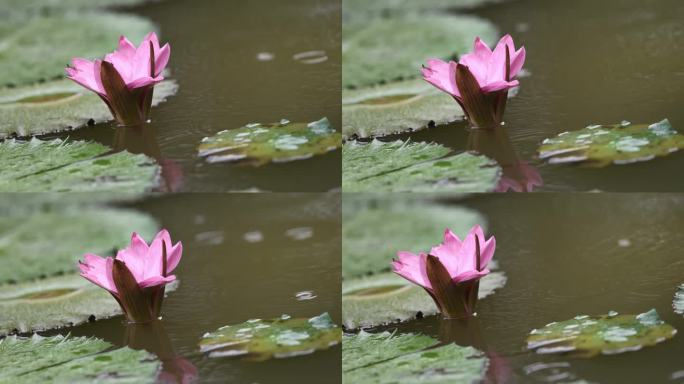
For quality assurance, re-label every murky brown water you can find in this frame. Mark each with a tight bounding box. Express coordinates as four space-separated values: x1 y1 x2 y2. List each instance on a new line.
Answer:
391 0 684 192
48 0 341 192
54 193 341 383
377 193 684 383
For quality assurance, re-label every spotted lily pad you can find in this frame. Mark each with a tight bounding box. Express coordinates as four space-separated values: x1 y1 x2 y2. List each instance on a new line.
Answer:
673 283 684 316
0 334 159 383
0 274 178 335
0 204 158 284
342 197 486 279
342 15 497 88
197 118 341 165
342 79 463 139
198 313 342 361
343 140 501 193
0 138 160 193
0 13 155 87
343 331 488 383
342 271 506 329
538 119 684 167
0 79 178 138
526 309 677 357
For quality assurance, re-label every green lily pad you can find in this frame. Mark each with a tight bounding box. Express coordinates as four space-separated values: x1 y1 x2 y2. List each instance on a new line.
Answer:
538 119 684 167
342 15 497 88
0 79 178 138
198 313 342 361
0 274 178 335
343 331 488 383
342 79 463 139
0 0 151 18
0 204 158 284
673 283 684 316
0 334 159 383
342 271 506 329
0 13 155 87
526 309 677 357
0 138 160 193
197 118 341 165
343 0 505 26
342 140 501 193
342 197 486 279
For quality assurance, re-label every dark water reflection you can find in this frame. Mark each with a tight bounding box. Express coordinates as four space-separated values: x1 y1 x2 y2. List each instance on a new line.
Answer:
383 194 684 383
50 0 341 192
57 193 341 383
393 0 684 192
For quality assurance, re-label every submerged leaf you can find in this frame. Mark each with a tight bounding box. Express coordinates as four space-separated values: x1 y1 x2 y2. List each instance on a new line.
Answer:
0 204 158 284
343 140 501 193
198 313 342 361
538 119 684 167
0 79 177 138
342 15 497 88
197 118 341 165
0 334 159 383
526 309 676 357
342 332 488 383
0 138 159 193
342 198 486 279
342 271 506 329
0 13 154 87
342 79 463 139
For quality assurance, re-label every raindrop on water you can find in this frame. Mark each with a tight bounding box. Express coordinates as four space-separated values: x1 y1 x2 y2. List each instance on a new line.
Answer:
285 227 314 240
256 52 275 61
293 50 328 64
295 291 317 301
617 238 631 247
244 231 264 243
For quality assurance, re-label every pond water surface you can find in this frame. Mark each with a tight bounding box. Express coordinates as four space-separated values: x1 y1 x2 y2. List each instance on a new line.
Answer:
49 193 341 383
391 0 684 192
46 0 341 192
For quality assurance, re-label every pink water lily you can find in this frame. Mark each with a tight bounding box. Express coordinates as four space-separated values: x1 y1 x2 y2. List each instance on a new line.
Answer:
66 32 170 127
392 225 496 319
79 229 182 323
422 34 525 129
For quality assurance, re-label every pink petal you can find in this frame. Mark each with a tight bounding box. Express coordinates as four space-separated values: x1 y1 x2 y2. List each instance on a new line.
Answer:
154 43 171 77
510 46 526 78
473 36 492 59
452 268 490 284
126 75 163 90
137 274 176 289
480 80 519 93
392 251 431 289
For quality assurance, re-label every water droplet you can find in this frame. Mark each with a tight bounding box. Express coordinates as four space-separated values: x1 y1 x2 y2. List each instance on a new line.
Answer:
293 50 328 64
285 227 313 240
295 291 317 301
243 231 263 243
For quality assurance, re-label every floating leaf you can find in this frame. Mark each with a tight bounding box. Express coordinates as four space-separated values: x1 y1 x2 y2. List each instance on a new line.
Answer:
0 138 159 193
343 140 501 193
0 13 154 87
342 197 486 279
673 283 684 316
0 0 151 17
343 0 505 25
343 331 488 383
0 204 158 284
538 119 684 167
342 79 463 139
198 313 342 361
0 79 178 138
197 118 341 165
0 334 159 383
342 15 497 88
342 271 506 329
526 309 676 357
0 274 178 336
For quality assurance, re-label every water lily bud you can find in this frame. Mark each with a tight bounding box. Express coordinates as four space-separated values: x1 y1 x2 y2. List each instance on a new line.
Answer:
422 34 525 129
65 32 171 126
78 229 183 323
392 225 496 319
